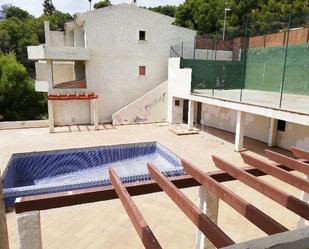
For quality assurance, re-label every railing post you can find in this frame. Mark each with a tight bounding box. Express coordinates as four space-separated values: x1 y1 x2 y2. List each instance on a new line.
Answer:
0 170 10 249
195 186 219 249
240 21 249 102
279 13 291 108
17 211 43 249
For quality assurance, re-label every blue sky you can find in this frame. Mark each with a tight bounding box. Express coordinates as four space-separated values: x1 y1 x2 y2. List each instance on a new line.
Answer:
1 0 185 17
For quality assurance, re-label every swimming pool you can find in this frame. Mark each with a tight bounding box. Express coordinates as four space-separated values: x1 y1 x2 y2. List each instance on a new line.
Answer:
2 142 184 208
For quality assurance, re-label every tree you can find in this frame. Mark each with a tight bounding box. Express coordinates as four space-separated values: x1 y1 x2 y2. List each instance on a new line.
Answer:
94 0 112 9
148 5 178 17
0 53 47 121
5 6 32 19
43 0 56 15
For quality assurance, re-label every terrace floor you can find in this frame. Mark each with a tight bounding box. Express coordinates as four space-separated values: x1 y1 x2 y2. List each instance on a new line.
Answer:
194 89 309 114
0 123 304 249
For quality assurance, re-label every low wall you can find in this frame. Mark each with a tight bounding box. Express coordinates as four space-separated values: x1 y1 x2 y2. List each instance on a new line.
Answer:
0 120 49 130
112 81 168 125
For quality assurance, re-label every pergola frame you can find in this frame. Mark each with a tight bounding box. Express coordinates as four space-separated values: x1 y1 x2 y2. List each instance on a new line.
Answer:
14 146 309 249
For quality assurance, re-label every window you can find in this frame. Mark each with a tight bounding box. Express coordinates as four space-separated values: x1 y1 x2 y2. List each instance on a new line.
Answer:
139 66 146 76
175 100 180 106
277 120 286 132
139 31 146 41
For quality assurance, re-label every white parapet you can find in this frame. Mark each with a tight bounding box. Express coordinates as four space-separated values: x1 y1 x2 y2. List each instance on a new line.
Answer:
17 211 43 249
28 45 90 61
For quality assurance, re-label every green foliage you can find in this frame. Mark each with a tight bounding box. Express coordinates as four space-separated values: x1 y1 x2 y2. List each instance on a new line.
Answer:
0 53 47 121
148 5 178 17
0 17 39 71
43 0 56 15
5 6 32 19
175 0 309 35
94 0 112 9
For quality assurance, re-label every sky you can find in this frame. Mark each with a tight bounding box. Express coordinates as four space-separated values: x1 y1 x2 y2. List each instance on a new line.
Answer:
1 0 185 17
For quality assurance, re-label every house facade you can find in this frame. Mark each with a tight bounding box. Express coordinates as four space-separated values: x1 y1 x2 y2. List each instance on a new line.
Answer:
28 3 196 131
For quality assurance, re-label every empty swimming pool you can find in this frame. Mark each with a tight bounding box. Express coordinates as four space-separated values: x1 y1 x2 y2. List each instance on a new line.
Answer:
2 142 184 208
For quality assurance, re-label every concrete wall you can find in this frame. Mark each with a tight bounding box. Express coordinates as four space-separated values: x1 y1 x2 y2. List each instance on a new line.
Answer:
77 4 196 123
53 100 90 126
112 81 167 125
201 104 270 143
50 31 65 47
35 61 74 85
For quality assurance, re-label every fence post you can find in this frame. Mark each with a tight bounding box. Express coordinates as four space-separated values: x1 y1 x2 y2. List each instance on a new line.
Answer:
0 170 10 249
279 13 291 108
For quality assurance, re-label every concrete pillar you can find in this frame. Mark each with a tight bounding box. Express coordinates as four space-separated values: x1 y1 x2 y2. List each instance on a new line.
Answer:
188 100 195 130
44 21 51 46
195 186 219 249
93 99 99 130
17 211 42 249
0 170 10 249
47 100 55 133
297 174 309 228
268 118 278 147
235 111 245 152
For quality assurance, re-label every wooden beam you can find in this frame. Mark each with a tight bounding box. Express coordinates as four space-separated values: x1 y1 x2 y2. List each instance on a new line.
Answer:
109 168 162 249
291 146 309 161
265 150 309 175
241 152 309 193
181 159 288 235
147 163 235 248
212 156 309 220
15 165 294 214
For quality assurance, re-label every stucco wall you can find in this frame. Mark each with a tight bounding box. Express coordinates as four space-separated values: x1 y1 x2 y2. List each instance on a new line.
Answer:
53 100 90 126
79 4 196 123
35 61 74 85
201 104 270 143
112 81 167 125
277 122 309 150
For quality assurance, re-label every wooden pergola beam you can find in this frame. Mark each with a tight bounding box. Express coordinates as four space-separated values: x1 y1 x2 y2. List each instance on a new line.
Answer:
15 165 294 214
181 159 288 235
241 152 309 193
265 150 309 175
147 163 235 248
291 146 309 161
212 156 309 220
109 168 162 249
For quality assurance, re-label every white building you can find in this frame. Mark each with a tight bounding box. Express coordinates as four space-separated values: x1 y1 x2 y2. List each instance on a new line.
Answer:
28 2 196 132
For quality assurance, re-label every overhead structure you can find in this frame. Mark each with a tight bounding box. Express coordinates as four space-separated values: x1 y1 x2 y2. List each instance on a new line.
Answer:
14 146 309 249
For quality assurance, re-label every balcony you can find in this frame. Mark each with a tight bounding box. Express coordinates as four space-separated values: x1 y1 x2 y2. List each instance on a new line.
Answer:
28 45 90 61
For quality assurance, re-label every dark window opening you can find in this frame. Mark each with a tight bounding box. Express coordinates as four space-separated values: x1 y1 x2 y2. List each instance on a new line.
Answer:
139 31 146 41
175 100 180 106
277 120 286 132
139 66 146 76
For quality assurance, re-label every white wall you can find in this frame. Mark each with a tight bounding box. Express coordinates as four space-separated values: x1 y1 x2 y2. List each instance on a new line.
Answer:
201 104 269 143
53 100 90 126
78 4 196 123
112 81 167 125
277 122 309 150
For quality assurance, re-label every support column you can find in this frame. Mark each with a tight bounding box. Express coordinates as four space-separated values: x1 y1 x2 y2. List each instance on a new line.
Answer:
0 170 9 249
188 100 195 130
47 100 55 133
195 186 219 249
268 118 278 147
17 211 42 249
297 174 309 228
235 110 245 152
93 98 99 130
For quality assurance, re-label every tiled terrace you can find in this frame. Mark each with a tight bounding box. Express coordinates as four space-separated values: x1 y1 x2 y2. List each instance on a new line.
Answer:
0 123 304 249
